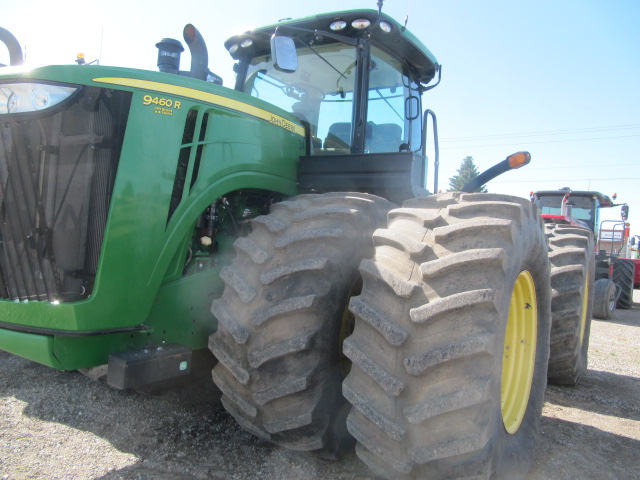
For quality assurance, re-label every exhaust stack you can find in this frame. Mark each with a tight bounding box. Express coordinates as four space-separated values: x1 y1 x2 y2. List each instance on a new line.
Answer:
183 24 208 81
0 27 24 66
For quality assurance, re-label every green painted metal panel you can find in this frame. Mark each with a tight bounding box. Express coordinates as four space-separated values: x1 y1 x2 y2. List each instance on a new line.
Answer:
0 329 62 369
0 64 302 368
49 264 226 370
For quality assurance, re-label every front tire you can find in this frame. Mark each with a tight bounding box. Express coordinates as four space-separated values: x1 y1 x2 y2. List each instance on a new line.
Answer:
343 192 551 479
208 192 392 457
545 224 595 385
592 278 617 320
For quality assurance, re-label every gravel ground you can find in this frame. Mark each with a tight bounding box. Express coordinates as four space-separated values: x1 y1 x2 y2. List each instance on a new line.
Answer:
1 291 638 480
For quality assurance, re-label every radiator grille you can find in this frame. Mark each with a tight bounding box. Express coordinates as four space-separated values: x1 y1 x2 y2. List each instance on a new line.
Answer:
0 86 131 302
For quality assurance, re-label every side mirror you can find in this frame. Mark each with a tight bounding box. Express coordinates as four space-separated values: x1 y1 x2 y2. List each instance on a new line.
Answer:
621 203 629 221
271 35 297 73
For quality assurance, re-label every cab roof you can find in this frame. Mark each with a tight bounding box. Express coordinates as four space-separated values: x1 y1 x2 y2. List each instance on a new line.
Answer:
534 189 614 208
224 9 440 85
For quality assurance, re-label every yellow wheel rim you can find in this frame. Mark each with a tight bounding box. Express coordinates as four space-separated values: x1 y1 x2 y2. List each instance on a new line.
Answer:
501 270 538 434
579 279 589 346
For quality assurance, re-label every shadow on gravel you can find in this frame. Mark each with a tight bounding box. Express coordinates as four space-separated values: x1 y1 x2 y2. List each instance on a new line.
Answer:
0 351 371 480
530 416 640 480
2 345 638 480
0 351 266 475
545 371 640 421
598 311 640 327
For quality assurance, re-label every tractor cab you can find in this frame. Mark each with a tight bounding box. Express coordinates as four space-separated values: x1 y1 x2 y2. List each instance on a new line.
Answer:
532 188 614 233
533 187 634 260
225 9 441 203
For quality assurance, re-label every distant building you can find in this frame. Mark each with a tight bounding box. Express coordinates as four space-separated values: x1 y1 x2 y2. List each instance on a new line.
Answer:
597 223 630 255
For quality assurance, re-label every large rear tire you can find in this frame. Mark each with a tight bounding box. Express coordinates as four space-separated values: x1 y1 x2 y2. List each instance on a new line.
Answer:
208 192 392 457
343 192 551 479
612 258 635 309
592 278 616 320
545 224 595 385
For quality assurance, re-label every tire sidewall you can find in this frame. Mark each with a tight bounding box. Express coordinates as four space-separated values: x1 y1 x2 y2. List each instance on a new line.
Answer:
493 221 551 478
578 252 596 374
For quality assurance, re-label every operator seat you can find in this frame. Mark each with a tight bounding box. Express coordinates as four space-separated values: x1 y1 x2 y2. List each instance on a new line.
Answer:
324 122 351 150
367 123 402 153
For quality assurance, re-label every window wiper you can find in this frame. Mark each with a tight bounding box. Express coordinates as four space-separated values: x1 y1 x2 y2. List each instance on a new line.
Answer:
253 71 302 99
374 89 403 122
292 35 348 82
274 24 359 82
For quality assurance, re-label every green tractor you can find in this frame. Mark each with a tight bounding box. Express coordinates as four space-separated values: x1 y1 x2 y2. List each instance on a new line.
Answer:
1 5 554 478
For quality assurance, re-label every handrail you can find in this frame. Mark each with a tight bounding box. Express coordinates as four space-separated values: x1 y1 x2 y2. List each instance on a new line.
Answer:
422 109 439 193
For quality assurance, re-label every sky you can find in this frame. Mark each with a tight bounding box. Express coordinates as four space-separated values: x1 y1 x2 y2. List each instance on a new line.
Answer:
2 0 640 238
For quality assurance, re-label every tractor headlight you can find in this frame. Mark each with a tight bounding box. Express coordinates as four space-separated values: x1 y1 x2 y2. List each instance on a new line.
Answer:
0 83 79 114
351 19 371 30
379 21 392 33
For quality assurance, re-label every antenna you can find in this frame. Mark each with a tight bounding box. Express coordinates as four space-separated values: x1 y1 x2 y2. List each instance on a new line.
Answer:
99 27 103 65
403 0 414 30
373 1 384 30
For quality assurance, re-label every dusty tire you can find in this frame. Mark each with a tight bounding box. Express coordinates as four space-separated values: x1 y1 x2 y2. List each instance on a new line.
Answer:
612 258 635 309
343 192 551 479
208 192 392 457
592 278 617 320
546 224 595 386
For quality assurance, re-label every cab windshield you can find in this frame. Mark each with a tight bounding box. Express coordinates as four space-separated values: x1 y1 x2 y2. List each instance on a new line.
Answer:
243 42 421 154
536 195 597 231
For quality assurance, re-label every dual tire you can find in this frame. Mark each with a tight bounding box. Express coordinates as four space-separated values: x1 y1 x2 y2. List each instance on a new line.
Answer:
545 224 594 385
208 193 392 457
592 257 635 319
343 193 551 479
593 278 617 320
210 192 552 478
613 258 635 310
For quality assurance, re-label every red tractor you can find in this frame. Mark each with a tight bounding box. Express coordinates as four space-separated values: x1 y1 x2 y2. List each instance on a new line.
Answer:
532 188 638 320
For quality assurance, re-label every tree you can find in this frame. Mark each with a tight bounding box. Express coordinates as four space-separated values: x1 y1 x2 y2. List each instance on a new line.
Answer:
448 156 488 192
